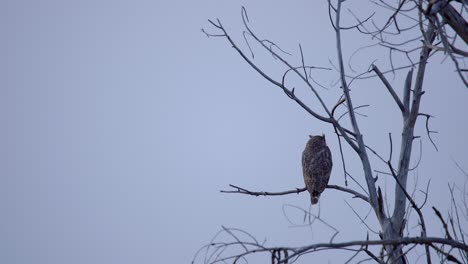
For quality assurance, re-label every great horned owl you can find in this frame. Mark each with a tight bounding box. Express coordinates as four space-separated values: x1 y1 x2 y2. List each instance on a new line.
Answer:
302 134 333 204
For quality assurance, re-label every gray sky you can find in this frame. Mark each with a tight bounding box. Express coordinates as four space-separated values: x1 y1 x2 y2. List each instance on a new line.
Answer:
2 0 467 263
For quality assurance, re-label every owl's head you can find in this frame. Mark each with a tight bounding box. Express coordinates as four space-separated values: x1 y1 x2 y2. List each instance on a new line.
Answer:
306 134 327 149
308 134 326 144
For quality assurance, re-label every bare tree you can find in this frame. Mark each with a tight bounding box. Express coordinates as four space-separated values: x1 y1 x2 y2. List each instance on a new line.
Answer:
195 1 468 263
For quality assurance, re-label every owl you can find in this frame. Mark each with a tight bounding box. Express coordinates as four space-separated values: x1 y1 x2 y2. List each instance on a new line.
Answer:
302 134 333 204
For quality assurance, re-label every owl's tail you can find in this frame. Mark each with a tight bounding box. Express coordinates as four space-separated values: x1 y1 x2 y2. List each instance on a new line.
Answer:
311 195 320 204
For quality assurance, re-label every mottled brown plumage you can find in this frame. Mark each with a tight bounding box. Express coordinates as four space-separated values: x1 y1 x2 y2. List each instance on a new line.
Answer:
302 135 333 204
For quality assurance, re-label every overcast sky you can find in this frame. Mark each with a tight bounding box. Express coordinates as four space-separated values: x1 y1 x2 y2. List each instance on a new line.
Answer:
2 0 467 263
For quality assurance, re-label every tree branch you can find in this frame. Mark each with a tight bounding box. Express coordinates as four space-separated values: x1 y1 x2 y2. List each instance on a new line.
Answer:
205 19 333 125
388 161 431 263
435 2 468 45
372 64 407 114
285 237 468 263
220 184 369 203
195 227 468 264
334 0 383 237
402 68 413 119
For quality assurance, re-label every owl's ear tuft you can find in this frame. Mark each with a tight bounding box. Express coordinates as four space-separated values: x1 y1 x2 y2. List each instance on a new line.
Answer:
309 135 313 139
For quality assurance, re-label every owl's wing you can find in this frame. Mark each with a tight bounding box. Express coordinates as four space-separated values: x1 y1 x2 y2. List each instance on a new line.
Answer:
302 149 316 194
310 146 333 193
311 147 332 172
321 146 333 174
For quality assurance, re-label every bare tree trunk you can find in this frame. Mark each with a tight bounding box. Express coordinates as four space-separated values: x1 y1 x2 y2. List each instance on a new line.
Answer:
384 23 437 264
